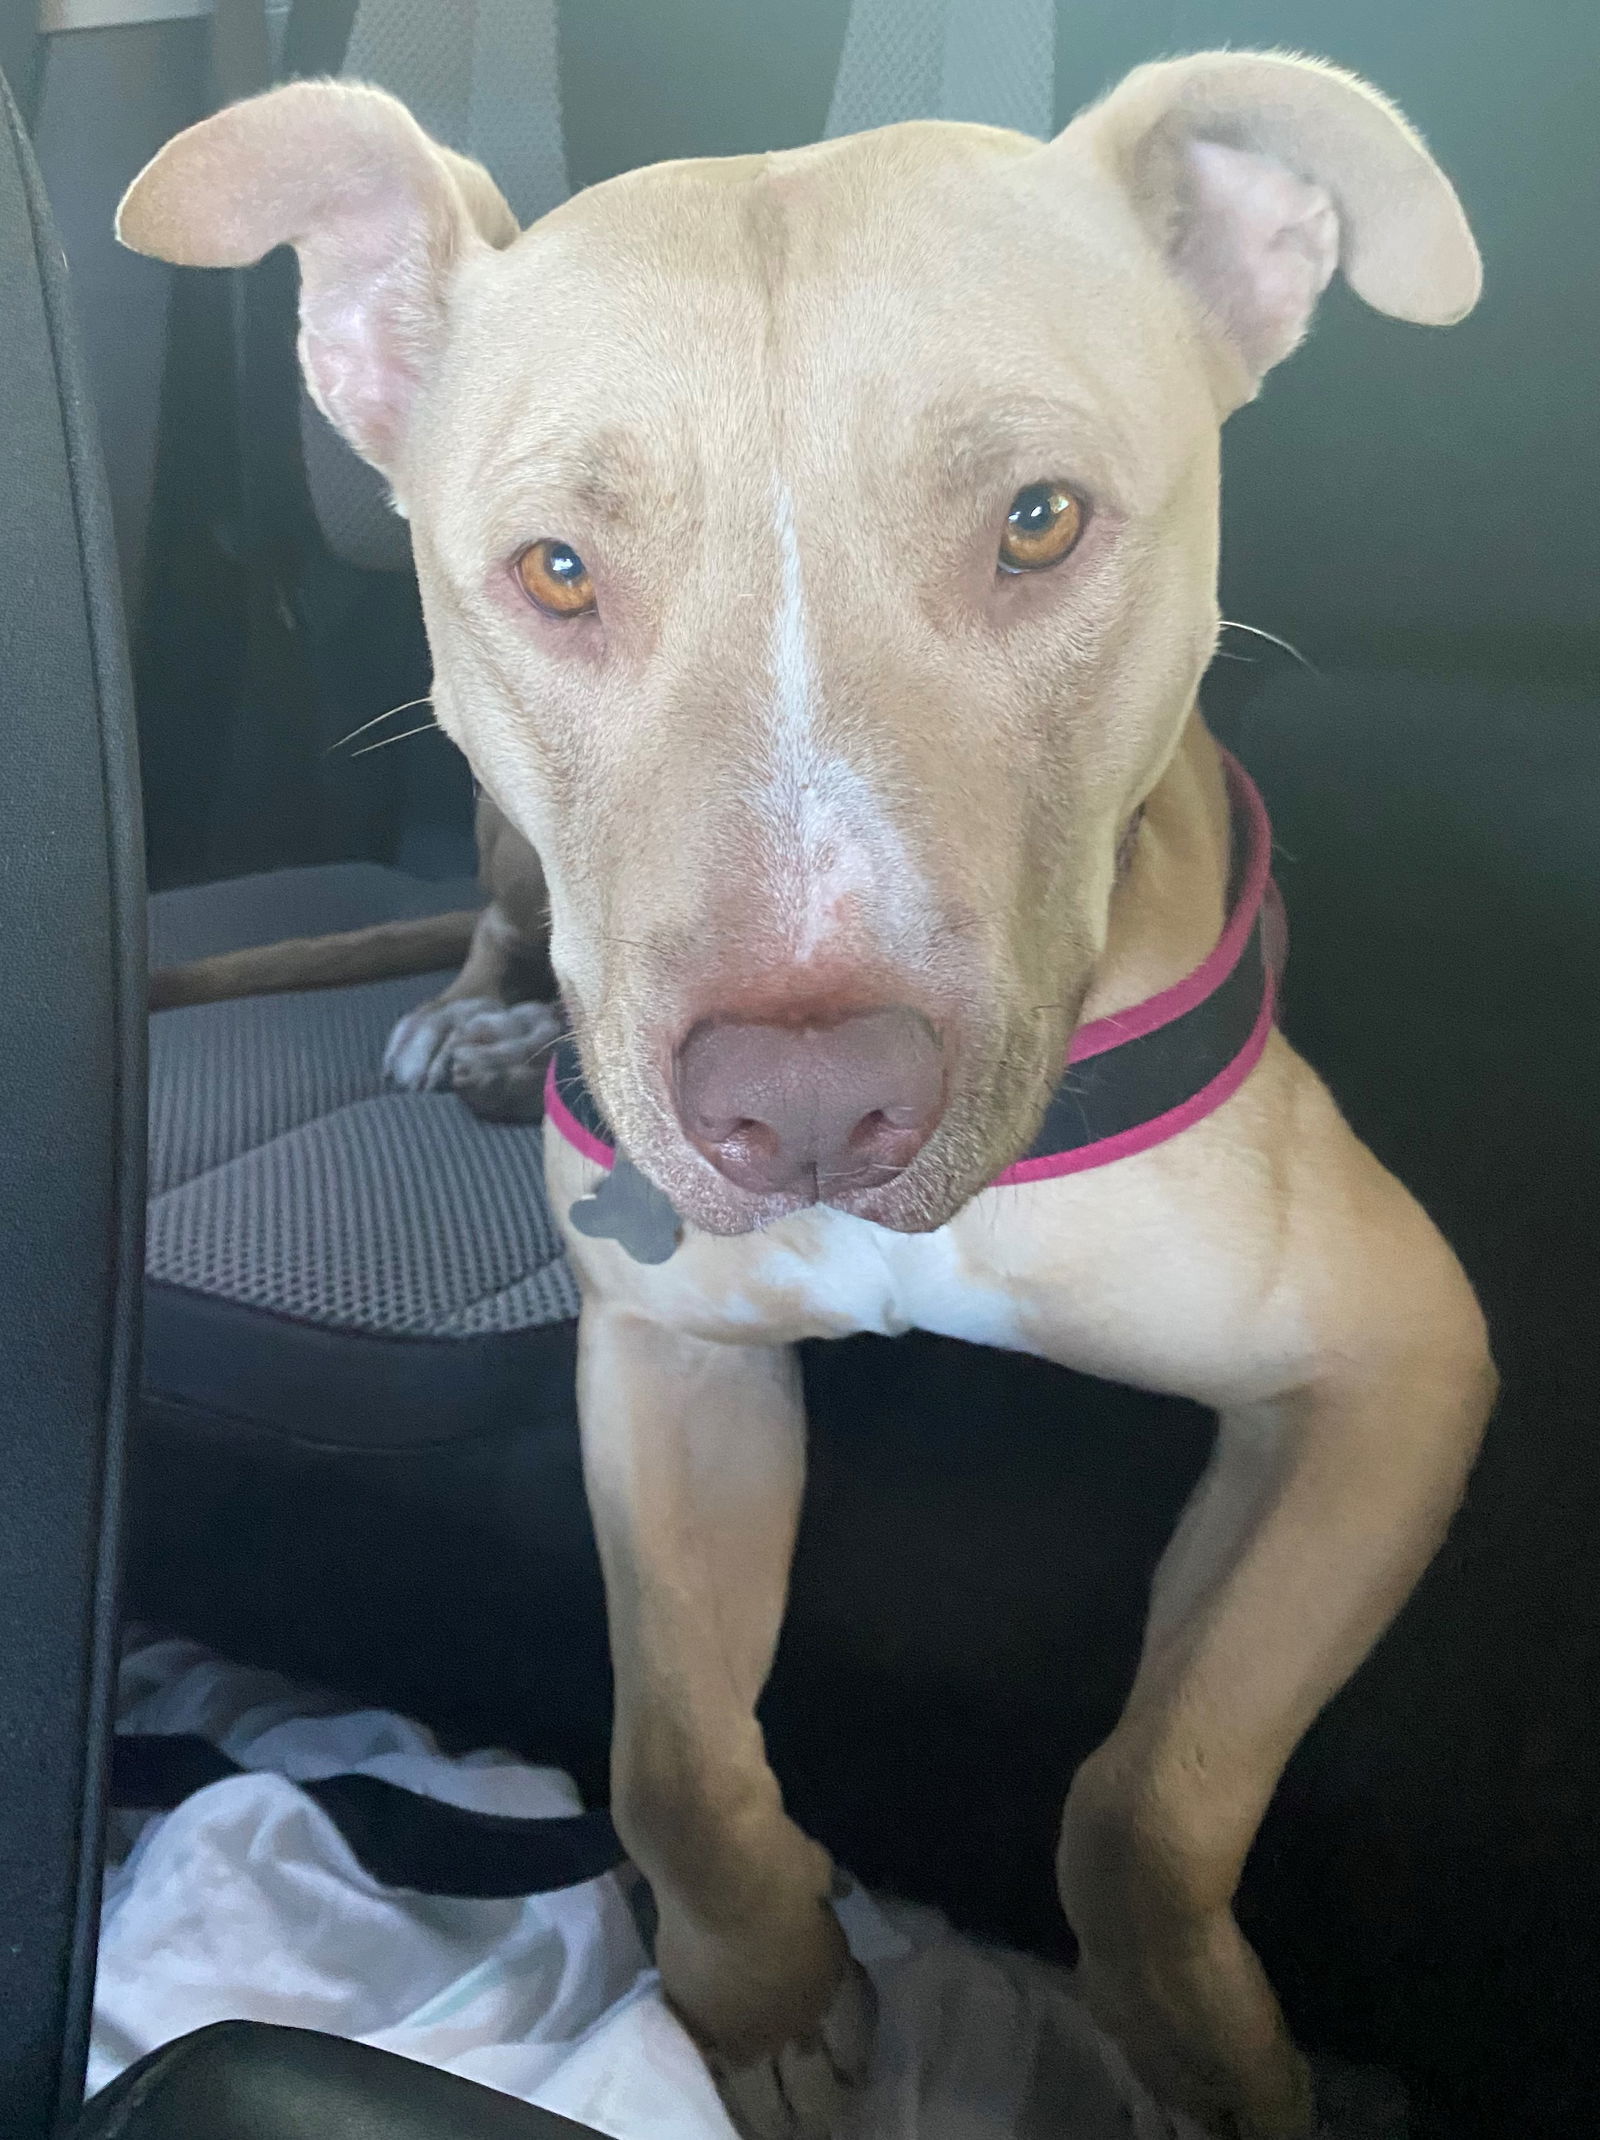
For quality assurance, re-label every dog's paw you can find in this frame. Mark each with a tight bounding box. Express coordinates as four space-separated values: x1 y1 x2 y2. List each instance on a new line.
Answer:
1069 1917 1312 2140
448 1000 564 1123
702 1962 875 2140
384 996 562 1121
654 1880 874 2140
384 995 504 1092
1059 1758 1312 2139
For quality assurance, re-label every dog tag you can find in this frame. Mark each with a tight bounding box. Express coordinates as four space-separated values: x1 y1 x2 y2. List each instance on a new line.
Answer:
568 1155 682 1264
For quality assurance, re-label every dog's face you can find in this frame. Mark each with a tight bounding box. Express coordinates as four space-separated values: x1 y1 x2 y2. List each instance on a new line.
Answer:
121 56 1477 1234
416 130 1229 1233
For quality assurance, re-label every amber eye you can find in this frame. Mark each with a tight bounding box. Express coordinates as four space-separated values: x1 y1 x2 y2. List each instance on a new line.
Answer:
998 482 1086 573
515 539 596 617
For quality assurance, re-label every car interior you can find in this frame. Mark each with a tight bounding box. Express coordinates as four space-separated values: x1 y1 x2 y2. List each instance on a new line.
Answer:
1 1 1596 2135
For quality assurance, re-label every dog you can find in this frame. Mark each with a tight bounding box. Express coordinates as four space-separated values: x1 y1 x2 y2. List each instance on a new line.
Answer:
123 53 1495 2138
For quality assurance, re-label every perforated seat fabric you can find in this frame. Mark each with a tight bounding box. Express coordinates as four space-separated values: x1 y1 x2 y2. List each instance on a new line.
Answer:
150 1081 579 1337
144 864 581 1446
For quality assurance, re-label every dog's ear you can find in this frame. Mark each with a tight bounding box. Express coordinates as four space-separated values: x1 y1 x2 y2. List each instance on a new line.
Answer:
118 82 518 474
1051 51 1480 410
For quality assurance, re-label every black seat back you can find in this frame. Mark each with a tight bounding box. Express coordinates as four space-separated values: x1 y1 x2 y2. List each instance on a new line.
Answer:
0 70 144 2139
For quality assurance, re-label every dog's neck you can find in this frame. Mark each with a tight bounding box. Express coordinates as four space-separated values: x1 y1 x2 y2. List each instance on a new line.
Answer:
1078 712 1234 1031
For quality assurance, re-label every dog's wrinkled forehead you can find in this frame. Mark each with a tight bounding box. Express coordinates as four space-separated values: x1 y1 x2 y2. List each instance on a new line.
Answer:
422 127 1196 561
117 55 1479 543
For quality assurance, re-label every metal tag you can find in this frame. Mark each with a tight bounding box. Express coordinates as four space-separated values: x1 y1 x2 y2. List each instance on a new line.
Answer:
568 1155 682 1265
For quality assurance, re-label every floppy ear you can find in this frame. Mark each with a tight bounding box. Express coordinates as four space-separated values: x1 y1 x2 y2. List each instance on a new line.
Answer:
117 81 518 475
1054 51 1481 410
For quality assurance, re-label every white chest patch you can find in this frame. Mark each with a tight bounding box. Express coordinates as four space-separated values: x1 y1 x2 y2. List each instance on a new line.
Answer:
728 1207 1026 1352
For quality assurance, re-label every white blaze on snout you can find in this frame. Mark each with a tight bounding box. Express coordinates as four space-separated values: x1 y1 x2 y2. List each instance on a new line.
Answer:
761 484 925 960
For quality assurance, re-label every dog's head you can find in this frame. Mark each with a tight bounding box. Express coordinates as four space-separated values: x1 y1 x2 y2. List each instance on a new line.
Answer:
121 54 1477 1234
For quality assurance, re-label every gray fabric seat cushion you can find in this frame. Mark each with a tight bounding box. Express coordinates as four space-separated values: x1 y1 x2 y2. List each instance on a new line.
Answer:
149 1072 579 1339
145 864 580 1446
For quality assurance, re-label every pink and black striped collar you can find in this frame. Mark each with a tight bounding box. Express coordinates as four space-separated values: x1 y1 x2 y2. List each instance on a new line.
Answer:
546 751 1282 1196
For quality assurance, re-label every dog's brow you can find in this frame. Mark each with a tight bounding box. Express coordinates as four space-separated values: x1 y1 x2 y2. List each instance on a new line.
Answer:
919 402 1102 507
477 430 664 535
562 438 653 524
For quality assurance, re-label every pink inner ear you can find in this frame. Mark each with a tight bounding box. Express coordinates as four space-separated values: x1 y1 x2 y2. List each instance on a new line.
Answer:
1176 138 1341 381
300 290 420 472
292 180 447 473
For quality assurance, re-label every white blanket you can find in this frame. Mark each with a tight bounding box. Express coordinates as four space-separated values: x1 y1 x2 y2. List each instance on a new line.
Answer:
93 1638 1198 2140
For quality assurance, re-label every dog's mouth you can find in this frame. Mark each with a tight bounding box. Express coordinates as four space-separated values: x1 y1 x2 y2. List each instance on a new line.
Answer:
675 1153 962 1237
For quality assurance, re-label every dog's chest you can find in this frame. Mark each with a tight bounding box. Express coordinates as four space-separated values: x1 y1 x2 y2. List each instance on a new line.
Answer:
696 1206 1028 1351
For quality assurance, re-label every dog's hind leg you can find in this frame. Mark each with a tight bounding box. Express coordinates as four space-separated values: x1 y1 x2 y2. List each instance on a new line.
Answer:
579 1305 873 2140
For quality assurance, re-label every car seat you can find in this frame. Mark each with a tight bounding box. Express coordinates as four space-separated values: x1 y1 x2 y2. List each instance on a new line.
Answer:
0 55 140 2133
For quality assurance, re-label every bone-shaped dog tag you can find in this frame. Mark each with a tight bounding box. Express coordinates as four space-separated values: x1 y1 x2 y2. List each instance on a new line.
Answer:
568 1155 682 1264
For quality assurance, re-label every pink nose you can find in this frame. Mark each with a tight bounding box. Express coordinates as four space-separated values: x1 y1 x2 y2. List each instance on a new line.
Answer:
675 1007 945 1198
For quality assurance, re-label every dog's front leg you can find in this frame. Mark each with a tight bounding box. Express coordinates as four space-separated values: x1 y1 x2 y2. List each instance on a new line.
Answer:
384 901 561 1118
580 1303 873 2139
1056 1168 1494 2136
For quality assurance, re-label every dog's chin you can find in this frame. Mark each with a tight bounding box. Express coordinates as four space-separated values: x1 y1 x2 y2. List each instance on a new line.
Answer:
659 1171 967 1240
636 1113 1027 1240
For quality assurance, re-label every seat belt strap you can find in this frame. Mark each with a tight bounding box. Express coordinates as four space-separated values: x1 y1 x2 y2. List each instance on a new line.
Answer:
112 1734 626 1900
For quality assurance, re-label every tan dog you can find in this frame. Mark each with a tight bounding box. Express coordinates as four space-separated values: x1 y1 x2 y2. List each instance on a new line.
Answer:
121 54 1495 2138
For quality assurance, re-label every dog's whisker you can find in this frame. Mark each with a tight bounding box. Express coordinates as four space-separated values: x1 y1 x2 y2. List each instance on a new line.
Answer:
1218 619 1319 674
328 695 435 754
348 718 442 758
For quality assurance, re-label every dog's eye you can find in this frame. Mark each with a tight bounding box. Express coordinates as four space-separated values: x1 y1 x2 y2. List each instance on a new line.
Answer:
515 539 596 617
998 483 1085 573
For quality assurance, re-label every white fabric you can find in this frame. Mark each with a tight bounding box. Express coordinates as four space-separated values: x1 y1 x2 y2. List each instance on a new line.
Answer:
93 1639 1200 2140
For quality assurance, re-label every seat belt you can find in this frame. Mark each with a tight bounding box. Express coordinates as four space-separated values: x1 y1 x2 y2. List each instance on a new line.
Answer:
114 1734 623 1900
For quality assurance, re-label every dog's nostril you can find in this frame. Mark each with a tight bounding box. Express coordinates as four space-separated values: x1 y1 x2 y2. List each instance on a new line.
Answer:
874 1103 925 1131
731 1119 779 1157
689 1109 774 1150
849 1108 894 1147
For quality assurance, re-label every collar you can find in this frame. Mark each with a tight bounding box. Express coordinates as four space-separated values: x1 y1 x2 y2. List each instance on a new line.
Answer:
546 750 1282 1199
993 749 1281 1185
